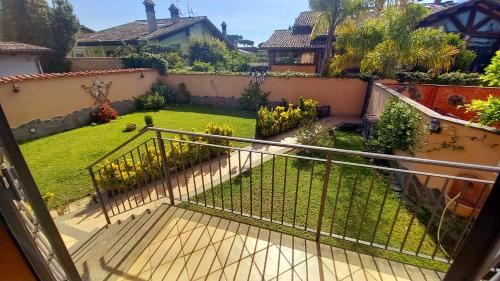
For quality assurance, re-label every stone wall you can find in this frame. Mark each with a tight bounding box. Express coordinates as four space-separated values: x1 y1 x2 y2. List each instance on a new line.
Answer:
68 57 124 72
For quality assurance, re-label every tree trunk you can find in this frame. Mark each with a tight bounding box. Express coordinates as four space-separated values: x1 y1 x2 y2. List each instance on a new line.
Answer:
319 27 335 76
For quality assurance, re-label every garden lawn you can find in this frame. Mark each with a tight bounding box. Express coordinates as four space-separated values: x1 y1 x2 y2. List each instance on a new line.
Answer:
20 105 256 208
188 130 448 270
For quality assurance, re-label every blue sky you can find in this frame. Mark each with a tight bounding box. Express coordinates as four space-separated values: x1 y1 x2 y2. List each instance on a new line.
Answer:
69 0 310 44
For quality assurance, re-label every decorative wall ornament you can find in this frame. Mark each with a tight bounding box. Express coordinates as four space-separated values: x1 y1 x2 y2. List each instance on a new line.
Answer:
82 76 112 104
447 95 466 107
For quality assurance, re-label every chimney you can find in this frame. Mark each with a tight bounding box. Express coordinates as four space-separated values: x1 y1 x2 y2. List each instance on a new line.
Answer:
169 4 180 21
221 21 227 37
143 0 157 33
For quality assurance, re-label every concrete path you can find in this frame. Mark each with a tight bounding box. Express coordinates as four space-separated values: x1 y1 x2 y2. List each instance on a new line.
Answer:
54 116 360 253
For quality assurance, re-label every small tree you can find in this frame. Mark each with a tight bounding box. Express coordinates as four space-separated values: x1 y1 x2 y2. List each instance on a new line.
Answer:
366 98 422 153
45 0 79 72
240 83 270 111
482 50 500 87
309 0 369 74
188 36 227 65
1 0 53 46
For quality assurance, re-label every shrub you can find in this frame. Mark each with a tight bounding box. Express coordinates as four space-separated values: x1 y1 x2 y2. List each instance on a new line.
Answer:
446 33 477 72
42 192 55 206
188 36 227 65
144 115 153 127
135 91 165 111
482 50 500 87
223 51 250 72
122 53 168 75
161 52 185 70
167 123 234 169
299 97 319 121
435 72 482 86
240 83 270 111
396 72 432 84
191 60 215 72
151 81 175 103
463 95 500 127
256 97 322 138
91 103 118 124
124 123 137 132
174 83 191 104
366 98 422 153
203 123 234 156
396 71 482 86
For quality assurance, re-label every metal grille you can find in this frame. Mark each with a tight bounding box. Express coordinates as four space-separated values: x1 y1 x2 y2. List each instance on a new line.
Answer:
88 127 500 264
1 151 67 280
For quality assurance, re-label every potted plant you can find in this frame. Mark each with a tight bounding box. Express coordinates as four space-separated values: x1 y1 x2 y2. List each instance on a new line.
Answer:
144 115 154 127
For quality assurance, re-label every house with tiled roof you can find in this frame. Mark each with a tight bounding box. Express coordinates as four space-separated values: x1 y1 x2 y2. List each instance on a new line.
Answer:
71 1 228 57
261 11 329 73
419 0 500 71
0 42 53 77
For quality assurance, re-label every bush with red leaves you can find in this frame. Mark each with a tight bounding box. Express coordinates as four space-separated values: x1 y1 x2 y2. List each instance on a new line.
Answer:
91 103 119 124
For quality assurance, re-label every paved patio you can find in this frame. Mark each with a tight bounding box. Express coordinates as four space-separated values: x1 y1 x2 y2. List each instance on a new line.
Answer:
71 204 444 281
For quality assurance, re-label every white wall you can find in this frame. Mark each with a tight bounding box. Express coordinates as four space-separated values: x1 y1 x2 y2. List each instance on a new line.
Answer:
0 54 42 77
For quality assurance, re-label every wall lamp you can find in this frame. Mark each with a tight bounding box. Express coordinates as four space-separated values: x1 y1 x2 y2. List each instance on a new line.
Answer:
13 83 21 93
428 118 441 133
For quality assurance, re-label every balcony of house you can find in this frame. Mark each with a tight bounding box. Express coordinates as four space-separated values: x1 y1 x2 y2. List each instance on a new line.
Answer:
1 70 499 281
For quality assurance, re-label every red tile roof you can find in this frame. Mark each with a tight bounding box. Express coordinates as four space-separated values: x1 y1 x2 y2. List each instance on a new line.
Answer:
77 17 210 44
0 68 155 84
261 29 328 49
0 42 53 54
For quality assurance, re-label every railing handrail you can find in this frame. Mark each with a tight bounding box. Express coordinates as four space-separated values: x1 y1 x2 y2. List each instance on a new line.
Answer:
87 128 148 169
149 127 500 173
87 126 500 173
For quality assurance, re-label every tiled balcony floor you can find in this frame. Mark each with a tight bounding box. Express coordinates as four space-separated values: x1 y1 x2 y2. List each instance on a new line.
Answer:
72 204 444 281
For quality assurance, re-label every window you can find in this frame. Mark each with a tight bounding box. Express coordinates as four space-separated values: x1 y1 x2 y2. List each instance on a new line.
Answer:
274 51 315 65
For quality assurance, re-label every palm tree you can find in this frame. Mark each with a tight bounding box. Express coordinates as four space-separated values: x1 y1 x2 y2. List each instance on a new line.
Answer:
309 0 369 74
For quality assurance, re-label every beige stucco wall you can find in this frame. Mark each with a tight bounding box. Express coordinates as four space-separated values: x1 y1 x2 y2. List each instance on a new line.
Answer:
162 74 367 117
368 83 500 187
0 69 159 128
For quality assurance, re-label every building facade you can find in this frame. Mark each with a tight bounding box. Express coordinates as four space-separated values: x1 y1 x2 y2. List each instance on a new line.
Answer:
71 1 228 57
261 11 328 73
420 0 500 71
0 42 53 77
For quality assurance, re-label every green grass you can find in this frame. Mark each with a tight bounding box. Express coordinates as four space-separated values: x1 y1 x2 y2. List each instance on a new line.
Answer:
20 105 256 208
187 130 449 271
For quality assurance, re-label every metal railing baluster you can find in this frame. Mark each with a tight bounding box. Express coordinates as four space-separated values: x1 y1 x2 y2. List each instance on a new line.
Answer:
198 144 207 207
330 166 344 236
281 156 288 225
292 164 301 228
316 152 333 241
168 140 182 201
304 161 315 230
343 171 360 238
228 150 233 212
270 155 276 222
356 172 375 242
